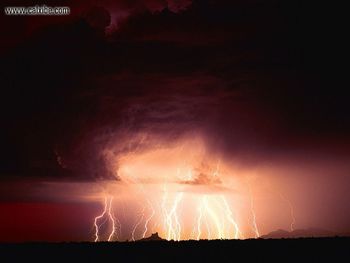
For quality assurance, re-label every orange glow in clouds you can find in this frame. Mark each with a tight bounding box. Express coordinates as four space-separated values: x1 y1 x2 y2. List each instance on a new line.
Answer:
93 136 295 241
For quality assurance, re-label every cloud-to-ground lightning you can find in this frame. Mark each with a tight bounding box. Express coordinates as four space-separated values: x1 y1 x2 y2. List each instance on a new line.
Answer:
249 196 260 238
94 196 108 242
131 207 145 241
91 152 301 241
94 196 119 242
142 201 155 238
221 196 242 239
124 158 241 241
107 197 117 241
195 198 204 240
161 187 183 241
202 196 224 239
247 181 260 238
193 195 242 240
279 193 296 231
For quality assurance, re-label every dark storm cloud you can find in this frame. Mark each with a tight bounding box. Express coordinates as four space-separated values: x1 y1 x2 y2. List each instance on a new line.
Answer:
0 0 348 184
0 0 193 52
64 74 229 179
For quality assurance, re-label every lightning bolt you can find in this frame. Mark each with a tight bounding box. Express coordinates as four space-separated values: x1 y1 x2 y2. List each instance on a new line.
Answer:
204 213 211 240
107 197 117 241
94 196 108 242
193 162 242 240
165 193 183 241
195 196 241 240
94 196 118 242
173 193 183 241
91 160 279 241
131 207 145 241
249 196 260 238
161 184 169 237
221 196 241 239
142 201 155 238
92 191 248 241
196 199 204 240
160 178 184 241
247 182 260 238
203 196 224 239
279 193 296 231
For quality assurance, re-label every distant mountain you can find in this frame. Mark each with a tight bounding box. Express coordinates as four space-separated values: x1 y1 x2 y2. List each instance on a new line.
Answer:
261 229 290 239
340 232 350 237
138 232 166 242
261 228 337 239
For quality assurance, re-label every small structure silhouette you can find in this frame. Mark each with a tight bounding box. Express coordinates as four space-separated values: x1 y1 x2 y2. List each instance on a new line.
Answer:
138 232 165 242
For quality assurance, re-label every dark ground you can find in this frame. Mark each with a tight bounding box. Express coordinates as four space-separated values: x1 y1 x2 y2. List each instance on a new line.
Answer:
1 238 349 262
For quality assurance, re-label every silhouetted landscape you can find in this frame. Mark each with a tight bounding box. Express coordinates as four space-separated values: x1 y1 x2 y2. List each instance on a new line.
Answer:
1 237 349 262
260 228 347 239
138 232 165 242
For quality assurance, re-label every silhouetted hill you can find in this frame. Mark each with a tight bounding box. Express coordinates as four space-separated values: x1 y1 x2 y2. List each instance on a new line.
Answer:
138 232 165 242
261 228 336 239
0 238 349 262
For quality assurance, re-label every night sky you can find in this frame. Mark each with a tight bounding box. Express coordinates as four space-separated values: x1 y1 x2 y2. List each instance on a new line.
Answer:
0 0 349 242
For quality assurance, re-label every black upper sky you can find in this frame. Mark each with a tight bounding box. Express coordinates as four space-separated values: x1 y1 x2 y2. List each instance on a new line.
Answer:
0 0 348 183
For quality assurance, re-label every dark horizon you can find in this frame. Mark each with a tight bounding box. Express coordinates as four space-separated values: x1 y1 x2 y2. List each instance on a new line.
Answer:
1 237 350 263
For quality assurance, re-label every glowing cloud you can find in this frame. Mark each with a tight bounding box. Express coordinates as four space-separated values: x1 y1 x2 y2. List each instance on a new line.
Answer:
90 134 298 241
